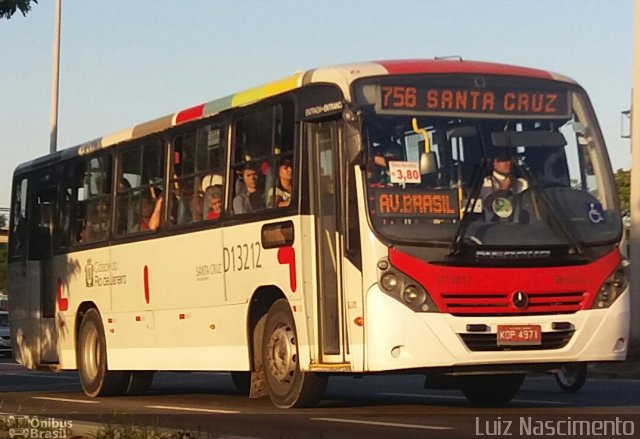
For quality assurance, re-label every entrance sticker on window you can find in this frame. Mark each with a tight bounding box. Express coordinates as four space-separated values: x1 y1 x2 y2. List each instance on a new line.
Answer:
587 202 605 224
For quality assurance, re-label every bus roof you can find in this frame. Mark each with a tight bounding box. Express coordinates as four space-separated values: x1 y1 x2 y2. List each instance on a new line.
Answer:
14 59 575 174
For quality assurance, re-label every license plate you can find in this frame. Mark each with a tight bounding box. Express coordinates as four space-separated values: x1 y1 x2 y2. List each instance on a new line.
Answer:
497 324 542 346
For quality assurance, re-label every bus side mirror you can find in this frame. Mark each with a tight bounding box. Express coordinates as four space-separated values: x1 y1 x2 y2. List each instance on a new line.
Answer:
420 151 438 175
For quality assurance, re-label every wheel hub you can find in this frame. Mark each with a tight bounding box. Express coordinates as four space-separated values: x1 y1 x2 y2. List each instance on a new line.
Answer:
82 328 100 380
268 324 297 384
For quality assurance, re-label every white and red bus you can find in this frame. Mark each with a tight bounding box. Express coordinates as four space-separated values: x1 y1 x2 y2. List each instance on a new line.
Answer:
7 59 628 407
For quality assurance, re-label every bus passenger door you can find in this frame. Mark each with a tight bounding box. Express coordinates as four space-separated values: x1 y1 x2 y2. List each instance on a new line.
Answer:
26 183 59 365
307 121 346 363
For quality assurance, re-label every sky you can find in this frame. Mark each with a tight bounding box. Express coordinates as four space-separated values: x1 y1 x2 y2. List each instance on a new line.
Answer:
0 0 634 208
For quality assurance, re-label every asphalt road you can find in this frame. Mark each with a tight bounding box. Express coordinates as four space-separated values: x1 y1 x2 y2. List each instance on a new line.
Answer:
1 357 639 438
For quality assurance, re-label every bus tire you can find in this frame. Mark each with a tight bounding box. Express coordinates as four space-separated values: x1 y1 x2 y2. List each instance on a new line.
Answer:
459 374 525 406
77 308 129 397
555 363 587 393
261 299 327 408
126 371 155 395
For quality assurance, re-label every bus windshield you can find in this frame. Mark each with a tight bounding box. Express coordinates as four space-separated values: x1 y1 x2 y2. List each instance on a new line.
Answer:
355 75 621 250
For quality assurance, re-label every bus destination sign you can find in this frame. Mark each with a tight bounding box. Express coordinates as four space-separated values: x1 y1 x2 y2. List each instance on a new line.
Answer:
379 85 570 117
373 188 459 218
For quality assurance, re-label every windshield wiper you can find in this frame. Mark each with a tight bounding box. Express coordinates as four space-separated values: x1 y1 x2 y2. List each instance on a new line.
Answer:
449 158 491 255
511 161 584 255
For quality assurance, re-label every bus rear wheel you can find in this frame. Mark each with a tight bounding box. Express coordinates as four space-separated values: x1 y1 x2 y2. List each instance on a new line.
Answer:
77 308 129 397
126 371 155 395
261 299 327 408
459 374 525 406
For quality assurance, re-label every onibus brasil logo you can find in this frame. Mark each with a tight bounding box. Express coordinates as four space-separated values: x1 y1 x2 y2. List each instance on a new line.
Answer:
2 416 73 438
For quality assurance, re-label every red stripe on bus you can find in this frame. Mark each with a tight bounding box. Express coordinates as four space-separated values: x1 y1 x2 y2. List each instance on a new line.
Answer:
56 278 68 312
377 59 554 79
277 246 297 292
175 103 205 125
144 265 150 304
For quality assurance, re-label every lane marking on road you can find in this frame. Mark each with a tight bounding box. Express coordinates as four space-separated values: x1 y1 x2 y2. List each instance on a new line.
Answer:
312 417 453 431
32 396 99 404
1 384 78 392
146 405 240 414
382 392 465 400
2 372 78 380
381 392 567 406
512 398 568 405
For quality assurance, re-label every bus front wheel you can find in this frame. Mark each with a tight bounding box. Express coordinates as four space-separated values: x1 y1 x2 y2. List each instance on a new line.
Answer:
77 308 129 397
555 363 587 393
261 299 327 408
458 374 525 406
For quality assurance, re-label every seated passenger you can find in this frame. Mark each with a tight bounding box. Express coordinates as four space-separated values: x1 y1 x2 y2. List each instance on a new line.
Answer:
190 191 205 222
267 158 293 208
482 154 528 194
479 153 528 219
367 144 401 187
140 195 162 231
206 185 223 220
233 163 265 214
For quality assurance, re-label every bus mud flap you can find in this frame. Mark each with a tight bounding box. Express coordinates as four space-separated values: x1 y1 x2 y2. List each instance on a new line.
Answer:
249 313 267 398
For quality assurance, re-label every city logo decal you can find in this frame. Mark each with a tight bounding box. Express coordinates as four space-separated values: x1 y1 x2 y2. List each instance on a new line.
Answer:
84 259 127 288
85 259 94 288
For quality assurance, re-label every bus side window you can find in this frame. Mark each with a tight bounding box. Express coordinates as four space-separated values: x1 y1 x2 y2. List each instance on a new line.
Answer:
170 123 224 227
68 160 88 244
8 177 28 260
116 140 165 235
231 102 295 216
78 155 112 244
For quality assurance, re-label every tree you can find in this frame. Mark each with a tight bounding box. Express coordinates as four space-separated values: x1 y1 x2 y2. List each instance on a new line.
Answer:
614 168 630 214
0 0 38 19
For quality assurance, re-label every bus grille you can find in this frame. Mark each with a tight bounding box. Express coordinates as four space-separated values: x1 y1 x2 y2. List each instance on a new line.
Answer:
459 330 574 351
441 291 587 316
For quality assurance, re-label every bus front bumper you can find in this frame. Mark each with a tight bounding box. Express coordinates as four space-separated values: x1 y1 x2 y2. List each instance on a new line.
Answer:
364 285 629 372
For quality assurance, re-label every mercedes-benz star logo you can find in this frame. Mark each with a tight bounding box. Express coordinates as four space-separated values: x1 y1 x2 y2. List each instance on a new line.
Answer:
511 290 529 310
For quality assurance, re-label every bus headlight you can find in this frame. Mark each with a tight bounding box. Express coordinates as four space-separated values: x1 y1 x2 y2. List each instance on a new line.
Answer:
377 257 439 313
592 262 629 309
402 285 421 303
380 273 400 292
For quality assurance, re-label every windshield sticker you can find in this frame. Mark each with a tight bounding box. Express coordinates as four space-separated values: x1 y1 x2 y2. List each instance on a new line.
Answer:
587 202 605 224
388 161 421 184
373 188 458 218
492 197 513 218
